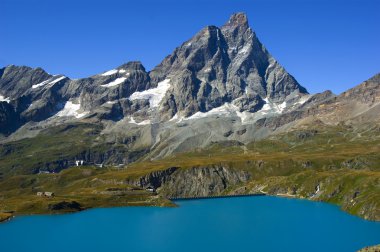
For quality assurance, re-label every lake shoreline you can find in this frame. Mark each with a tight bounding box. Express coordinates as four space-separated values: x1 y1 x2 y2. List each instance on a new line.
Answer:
1 196 379 252
1 192 378 225
0 213 12 223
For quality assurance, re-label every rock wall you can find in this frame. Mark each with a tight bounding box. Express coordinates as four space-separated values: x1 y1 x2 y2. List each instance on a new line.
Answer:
127 165 251 198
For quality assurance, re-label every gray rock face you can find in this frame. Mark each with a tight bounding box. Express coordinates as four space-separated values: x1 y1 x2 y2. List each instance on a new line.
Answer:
78 61 151 111
1 12 378 173
126 165 251 198
0 65 52 99
0 13 309 136
150 13 307 118
0 65 67 132
0 61 154 133
0 101 20 135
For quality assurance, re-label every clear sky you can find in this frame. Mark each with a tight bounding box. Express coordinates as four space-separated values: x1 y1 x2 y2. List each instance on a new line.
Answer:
1 0 379 94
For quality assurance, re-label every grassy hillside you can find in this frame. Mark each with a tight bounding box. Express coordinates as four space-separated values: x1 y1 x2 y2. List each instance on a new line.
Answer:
0 123 149 176
0 167 174 219
228 169 379 220
0 122 379 221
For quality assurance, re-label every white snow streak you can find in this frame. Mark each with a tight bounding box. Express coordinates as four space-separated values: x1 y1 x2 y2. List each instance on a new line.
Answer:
32 76 66 89
169 113 179 121
137 119 151 125
184 97 292 123
258 98 287 115
32 80 50 89
244 87 249 95
186 103 240 120
185 103 251 124
0 95 10 103
101 69 118 76
204 67 212 73
129 117 151 125
101 77 127 88
48 76 67 85
56 101 88 118
101 69 130 76
238 43 251 55
129 79 171 107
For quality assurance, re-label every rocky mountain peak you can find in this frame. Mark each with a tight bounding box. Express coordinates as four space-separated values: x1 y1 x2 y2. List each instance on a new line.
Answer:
148 13 308 119
1 13 310 137
223 12 249 30
118 61 146 72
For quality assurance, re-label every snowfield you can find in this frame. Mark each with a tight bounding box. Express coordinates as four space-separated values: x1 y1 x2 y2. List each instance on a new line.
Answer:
129 79 171 107
101 76 128 88
56 101 88 119
178 95 308 124
183 102 250 124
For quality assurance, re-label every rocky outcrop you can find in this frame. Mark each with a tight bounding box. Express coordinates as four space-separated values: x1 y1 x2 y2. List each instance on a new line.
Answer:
127 166 251 198
0 65 52 99
48 201 82 211
0 212 12 223
125 167 179 188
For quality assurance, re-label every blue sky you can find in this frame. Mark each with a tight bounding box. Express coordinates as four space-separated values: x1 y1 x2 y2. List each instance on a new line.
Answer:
1 0 379 94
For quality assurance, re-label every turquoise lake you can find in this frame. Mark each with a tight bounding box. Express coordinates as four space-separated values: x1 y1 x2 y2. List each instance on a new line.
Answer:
0 196 379 252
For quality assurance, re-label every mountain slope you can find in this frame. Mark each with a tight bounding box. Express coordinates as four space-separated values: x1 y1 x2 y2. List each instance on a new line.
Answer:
0 13 308 137
0 13 379 222
150 13 307 119
0 13 379 175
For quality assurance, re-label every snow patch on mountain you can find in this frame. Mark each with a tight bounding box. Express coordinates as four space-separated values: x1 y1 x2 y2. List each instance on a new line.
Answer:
101 69 130 76
169 113 180 122
129 79 171 107
258 98 287 115
182 97 295 124
56 101 88 118
236 110 250 123
49 76 67 85
101 77 127 88
0 95 10 103
238 43 251 55
129 117 151 125
185 103 249 123
101 69 118 76
32 76 66 89
32 79 50 89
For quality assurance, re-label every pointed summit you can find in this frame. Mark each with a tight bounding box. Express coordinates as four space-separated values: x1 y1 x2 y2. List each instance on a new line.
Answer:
223 12 249 30
149 12 308 118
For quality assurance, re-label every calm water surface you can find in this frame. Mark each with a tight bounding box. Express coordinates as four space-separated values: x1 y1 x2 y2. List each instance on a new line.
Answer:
0 196 379 252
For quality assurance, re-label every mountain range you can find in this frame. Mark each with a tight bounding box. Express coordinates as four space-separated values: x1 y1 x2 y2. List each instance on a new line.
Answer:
0 13 379 221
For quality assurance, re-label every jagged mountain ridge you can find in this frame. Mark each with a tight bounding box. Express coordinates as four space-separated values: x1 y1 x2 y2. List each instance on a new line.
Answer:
0 13 308 136
0 13 379 172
